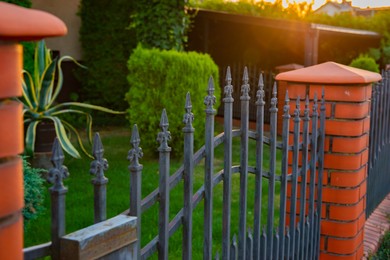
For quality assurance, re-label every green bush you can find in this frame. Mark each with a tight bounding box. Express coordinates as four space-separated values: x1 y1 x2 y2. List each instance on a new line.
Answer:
22 157 45 227
371 230 390 259
78 0 135 125
126 45 220 157
349 55 380 73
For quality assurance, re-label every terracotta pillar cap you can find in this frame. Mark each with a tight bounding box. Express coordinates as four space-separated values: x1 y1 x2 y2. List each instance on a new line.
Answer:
276 61 382 84
0 2 67 41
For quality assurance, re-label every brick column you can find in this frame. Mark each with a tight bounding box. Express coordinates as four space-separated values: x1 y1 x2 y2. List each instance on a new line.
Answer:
0 3 66 259
276 62 381 260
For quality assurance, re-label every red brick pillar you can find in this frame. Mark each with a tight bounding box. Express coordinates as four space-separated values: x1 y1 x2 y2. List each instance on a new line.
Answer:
0 3 66 259
276 62 381 260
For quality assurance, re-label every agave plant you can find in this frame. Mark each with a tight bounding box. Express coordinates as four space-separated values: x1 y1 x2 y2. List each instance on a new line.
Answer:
19 40 123 158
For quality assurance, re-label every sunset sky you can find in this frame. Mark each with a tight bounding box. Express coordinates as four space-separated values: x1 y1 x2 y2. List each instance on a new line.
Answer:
266 0 390 10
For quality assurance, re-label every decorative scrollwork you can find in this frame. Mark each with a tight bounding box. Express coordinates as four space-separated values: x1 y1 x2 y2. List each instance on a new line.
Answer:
183 92 194 127
224 66 233 102
256 73 265 106
204 76 216 112
157 109 171 151
241 66 250 100
128 124 143 166
90 133 108 183
47 138 69 191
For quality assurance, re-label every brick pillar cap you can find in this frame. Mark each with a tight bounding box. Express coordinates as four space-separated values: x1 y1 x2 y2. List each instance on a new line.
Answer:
276 61 382 84
0 2 67 41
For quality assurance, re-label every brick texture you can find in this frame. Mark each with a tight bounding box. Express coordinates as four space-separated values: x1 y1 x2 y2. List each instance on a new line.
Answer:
277 62 381 259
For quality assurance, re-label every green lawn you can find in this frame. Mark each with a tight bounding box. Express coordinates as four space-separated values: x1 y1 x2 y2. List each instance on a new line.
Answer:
24 124 281 259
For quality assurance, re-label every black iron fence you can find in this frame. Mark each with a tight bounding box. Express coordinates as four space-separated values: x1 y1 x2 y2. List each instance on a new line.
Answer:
367 70 390 217
217 63 275 124
24 67 326 259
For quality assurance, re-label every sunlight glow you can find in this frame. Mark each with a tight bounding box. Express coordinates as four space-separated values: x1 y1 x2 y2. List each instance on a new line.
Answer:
261 0 390 10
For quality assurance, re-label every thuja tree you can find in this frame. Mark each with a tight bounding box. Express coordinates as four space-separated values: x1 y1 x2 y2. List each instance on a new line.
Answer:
78 0 135 125
130 1 191 51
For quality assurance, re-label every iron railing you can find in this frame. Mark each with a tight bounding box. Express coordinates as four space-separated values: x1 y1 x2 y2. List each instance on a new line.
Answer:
24 66 326 259
367 70 390 217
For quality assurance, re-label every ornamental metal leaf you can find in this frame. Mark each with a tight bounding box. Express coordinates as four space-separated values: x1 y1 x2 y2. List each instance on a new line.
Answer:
304 95 310 120
204 76 216 111
183 92 194 127
224 66 233 100
47 138 69 191
270 82 278 109
294 96 301 119
128 124 143 166
241 66 250 99
256 73 265 106
90 133 108 182
283 90 290 119
313 92 318 116
157 109 171 151
321 87 326 112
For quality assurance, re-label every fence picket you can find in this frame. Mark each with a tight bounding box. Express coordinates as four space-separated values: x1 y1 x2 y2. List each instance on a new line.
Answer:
267 83 278 260
308 94 319 259
246 228 253 260
254 73 265 260
285 228 290 260
223 67 234 260
290 97 301 260
260 227 267 260
183 93 194 260
230 235 238 260
274 231 279 260
128 124 143 260
204 77 216 260
298 96 310 260
315 90 326 258
239 67 250 260
90 133 108 224
157 109 171 260
279 90 290 260
47 138 69 260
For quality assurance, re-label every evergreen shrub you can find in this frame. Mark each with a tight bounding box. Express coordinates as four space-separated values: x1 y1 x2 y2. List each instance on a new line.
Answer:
126 45 220 157
22 157 45 227
78 0 135 125
349 55 380 73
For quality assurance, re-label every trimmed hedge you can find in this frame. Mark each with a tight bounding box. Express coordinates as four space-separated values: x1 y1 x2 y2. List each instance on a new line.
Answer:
78 0 135 125
126 45 220 157
349 55 380 73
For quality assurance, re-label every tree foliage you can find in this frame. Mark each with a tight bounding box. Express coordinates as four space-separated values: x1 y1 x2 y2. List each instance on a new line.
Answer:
130 1 191 51
189 0 313 19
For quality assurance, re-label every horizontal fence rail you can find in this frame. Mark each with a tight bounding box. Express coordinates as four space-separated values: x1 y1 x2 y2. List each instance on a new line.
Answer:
24 66 326 260
367 70 390 217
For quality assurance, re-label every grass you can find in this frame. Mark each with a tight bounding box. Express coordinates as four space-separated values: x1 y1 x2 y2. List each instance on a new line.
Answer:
369 229 390 260
24 123 282 259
